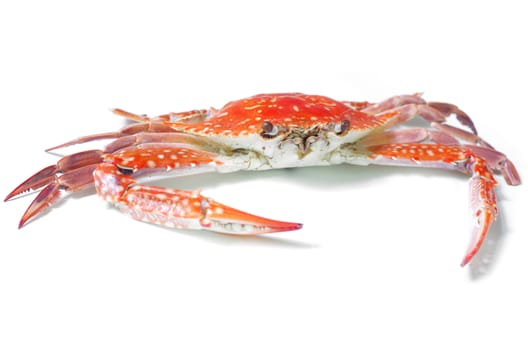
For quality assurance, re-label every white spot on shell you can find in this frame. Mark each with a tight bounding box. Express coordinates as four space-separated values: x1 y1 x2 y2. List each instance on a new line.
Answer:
147 160 157 168
121 156 135 166
214 207 224 215
244 105 262 110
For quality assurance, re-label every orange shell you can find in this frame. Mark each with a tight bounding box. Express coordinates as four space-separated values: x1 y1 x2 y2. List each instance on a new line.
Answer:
167 93 396 136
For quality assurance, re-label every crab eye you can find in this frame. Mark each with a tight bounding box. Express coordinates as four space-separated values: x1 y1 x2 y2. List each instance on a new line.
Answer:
261 121 279 138
116 164 135 175
334 120 350 135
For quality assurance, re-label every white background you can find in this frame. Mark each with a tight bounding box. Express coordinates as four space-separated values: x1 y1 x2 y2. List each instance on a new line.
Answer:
1 1 527 349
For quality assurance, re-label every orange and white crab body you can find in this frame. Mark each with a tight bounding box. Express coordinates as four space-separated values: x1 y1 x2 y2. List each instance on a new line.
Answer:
5 92 520 266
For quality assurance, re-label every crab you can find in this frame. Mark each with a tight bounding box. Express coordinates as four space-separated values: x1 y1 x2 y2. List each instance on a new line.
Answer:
5 93 520 266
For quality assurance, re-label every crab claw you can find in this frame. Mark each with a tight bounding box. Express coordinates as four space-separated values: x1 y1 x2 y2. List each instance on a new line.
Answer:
6 150 104 228
116 185 302 234
94 163 302 235
13 163 100 228
460 171 498 267
5 165 57 202
5 150 103 202
461 208 494 267
17 183 61 229
201 199 303 234
115 185 303 234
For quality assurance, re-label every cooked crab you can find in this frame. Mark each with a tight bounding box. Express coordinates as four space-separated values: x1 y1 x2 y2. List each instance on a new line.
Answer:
5 93 520 266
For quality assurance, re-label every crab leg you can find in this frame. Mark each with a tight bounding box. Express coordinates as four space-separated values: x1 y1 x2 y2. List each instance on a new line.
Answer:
358 127 460 147
363 143 500 266
111 107 212 124
96 148 302 234
361 94 477 134
46 122 176 151
359 127 521 186
46 108 214 151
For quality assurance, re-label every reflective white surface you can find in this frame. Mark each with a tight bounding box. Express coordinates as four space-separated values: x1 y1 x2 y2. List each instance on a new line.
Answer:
1 1 527 349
